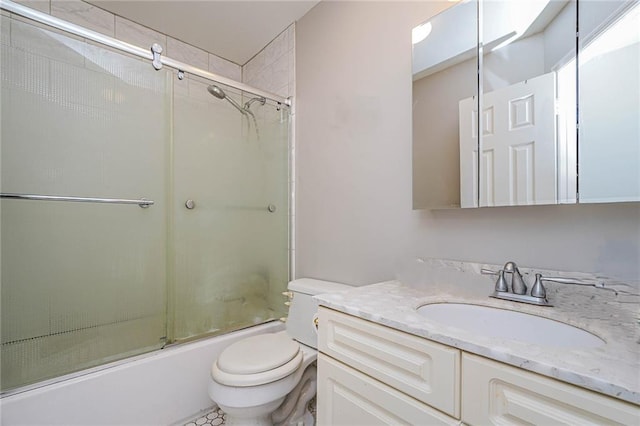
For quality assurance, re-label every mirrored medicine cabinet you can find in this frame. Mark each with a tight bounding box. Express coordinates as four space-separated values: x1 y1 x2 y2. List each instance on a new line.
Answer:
412 0 639 209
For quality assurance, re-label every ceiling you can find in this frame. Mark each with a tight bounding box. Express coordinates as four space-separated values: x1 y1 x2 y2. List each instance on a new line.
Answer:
413 0 568 79
88 1 319 65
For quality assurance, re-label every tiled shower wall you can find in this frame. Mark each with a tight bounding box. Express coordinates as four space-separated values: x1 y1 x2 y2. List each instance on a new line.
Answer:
242 24 295 99
11 0 297 95
242 24 297 278
10 0 242 81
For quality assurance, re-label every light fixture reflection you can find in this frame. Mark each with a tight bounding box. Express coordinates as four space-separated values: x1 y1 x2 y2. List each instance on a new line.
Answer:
412 22 432 45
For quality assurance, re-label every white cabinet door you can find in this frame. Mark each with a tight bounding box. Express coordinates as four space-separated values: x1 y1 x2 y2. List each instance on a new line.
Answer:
317 354 461 426
318 308 461 418
462 353 640 425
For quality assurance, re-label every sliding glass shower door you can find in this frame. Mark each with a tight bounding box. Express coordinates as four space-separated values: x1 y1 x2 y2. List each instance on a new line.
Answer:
0 17 170 390
0 12 290 392
172 76 290 342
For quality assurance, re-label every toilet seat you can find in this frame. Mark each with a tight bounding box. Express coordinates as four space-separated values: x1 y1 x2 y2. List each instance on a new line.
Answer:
211 333 303 387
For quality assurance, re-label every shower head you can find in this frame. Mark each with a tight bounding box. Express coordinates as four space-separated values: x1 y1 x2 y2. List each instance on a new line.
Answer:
205 85 261 140
207 84 246 115
207 84 226 100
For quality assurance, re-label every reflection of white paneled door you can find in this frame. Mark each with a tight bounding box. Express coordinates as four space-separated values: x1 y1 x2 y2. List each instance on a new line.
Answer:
459 96 478 208
459 72 557 207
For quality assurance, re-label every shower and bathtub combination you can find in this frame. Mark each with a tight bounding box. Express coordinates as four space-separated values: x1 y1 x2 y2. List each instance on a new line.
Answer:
0 0 293 423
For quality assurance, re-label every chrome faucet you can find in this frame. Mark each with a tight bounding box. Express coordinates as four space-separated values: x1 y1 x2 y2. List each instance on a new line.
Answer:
481 262 639 306
503 261 527 295
481 262 552 306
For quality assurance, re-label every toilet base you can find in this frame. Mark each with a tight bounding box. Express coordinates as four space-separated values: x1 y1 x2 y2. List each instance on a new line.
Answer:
300 409 314 426
219 398 285 426
225 414 271 426
220 406 315 426
215 364 317 426
272 365 317 426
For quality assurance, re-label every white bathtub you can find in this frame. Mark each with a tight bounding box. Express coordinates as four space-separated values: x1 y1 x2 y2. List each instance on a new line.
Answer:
0 321 284 426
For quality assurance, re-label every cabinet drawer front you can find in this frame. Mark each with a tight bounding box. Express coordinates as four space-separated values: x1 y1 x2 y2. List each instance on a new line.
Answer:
318 307 460 418
317 354 460 426
462 353 640 425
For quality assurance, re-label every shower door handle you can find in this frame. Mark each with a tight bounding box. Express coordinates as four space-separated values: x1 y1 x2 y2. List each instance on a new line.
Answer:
185 199 196 209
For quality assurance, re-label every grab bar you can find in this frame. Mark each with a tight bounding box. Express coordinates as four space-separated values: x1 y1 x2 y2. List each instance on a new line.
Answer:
225 204 277 213
0 193 154 208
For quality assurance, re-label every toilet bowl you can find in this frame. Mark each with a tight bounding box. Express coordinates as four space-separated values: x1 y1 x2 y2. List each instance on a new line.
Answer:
207 279 351 426
208 332 317 425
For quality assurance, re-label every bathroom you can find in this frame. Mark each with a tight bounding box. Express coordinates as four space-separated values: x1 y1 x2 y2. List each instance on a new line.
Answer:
1 0 638 424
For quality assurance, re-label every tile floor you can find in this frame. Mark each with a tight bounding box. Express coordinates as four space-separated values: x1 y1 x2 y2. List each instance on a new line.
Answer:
183 397 316 426
183 408 226 426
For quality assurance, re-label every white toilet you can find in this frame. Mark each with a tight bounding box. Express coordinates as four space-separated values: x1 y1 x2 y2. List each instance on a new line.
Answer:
208 278 350 426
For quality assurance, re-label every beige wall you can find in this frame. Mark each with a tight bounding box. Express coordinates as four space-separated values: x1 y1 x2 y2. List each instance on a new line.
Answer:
413 57 474 209
295 1 640 285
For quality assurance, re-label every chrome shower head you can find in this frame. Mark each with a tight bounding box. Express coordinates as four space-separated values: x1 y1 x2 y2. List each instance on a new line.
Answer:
207 84 246 115
207 84 227 100
205 85 261 140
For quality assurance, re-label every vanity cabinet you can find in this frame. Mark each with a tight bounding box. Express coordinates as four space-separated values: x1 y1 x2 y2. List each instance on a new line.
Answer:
317 307 460 417
317 355 459 425
316 307 640 426
462 353 640 425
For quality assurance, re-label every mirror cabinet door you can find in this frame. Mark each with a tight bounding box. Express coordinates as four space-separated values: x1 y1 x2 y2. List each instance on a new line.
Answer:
479 0 577 207
412 0 479 209
578 1 639 203
412 0 638 209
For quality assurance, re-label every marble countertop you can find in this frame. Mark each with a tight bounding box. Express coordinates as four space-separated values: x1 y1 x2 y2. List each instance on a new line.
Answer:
315 264 640 405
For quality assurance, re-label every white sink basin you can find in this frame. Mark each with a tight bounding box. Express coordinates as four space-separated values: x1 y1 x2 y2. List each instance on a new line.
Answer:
416 303 605 348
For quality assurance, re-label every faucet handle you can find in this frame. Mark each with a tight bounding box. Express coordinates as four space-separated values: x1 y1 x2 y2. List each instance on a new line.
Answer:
531 273 547 298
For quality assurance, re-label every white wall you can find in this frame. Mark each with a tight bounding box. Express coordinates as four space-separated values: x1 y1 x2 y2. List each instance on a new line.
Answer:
295 1 640 285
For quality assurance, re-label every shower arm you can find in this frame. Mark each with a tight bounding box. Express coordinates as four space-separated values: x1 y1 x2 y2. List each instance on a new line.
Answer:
224 96 249 116
244 97 266 110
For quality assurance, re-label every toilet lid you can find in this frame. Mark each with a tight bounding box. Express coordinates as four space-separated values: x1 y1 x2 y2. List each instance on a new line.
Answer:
217 333 300 375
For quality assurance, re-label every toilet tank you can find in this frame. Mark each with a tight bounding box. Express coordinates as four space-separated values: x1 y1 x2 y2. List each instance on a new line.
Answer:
285 278 351 349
